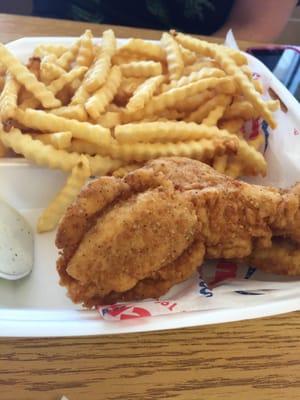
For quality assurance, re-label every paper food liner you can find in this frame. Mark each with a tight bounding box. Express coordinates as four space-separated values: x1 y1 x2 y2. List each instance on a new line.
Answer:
99 34 300 321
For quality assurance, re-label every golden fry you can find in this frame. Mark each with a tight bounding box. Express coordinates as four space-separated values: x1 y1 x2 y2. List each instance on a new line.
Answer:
173 32 276 128
32 131 72 149
161 32 184 80
70 136 237 162
202 105 226 126
185 94 231 123
115 38 165 62
0 44 60 108
123 76 235 122
126 75 164 112
0 73 20 120
95 111 121 128
85 65 122 119
14 108 111 146
40 56 65 83
84 29 116 92
48 66 87 95
76 29 94 67
37 155 91 232
114 121 237 144
57 39 81 70
120 61 162 78
33 44 68 58
162 67 225 91
50 105 88 121
0 127 121 175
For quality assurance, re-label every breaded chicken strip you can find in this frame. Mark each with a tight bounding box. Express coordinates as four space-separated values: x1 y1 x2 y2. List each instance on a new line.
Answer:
56 157 300 307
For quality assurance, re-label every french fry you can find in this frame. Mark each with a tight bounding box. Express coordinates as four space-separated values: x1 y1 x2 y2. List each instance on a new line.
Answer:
70 136 237 162
183 60 218 75
123 76 236 122
40 55 65 83
115 38 165 62
173 32 276 128
213 154 228 173
0 127 80 171
185 94 231 123
48 66 88 95
180 45 197 65
32 132 72 149
253 79 263 94
219 118 244 134
112 163 143 178
70 84 90 105
33 44 68 58
56 39 81 70
120 61 162 78
0 73 20 120
0 44 60 108
161 32 184 80
224 160 242 178
114 121 237 144
174 90 215 112
84 29 116 92
95 111 121 128
37 155 91 232
202 105 226 126
162 67 225 91
126 75 164 112
85 66 122 119
267 99 280 111
112 52 148 65
223 99 258 120
0 127 121 175
14 108 111 146
50 105 88 122
0 28 279 195
114 77 145 105
76 29 94 67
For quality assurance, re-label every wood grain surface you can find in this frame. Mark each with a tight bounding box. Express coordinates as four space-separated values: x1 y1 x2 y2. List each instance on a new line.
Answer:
0 13 299 400
1 313 300 400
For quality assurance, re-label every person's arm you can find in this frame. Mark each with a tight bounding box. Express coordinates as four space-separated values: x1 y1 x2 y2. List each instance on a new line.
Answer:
214 0 298 42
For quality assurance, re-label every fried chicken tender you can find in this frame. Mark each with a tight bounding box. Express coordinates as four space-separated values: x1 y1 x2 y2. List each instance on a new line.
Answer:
56 157 300 307
243 238 300 276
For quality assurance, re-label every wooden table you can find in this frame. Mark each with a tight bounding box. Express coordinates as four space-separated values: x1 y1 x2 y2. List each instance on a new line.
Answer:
0 13 299 400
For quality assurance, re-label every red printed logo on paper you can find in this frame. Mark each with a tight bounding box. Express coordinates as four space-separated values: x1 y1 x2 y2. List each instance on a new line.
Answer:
293 128 300 136
100 304 152 320
249 118 260 139
209 261 238 286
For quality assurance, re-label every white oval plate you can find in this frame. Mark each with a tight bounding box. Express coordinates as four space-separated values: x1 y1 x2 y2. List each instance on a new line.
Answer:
0 37 299 337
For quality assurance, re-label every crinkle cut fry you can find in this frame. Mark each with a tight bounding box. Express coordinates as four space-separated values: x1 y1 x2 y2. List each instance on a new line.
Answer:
126 75 164 112
37 155 91 233
173 32 276 128
122 76 236 122
14 108 111 146
160 32 184 80
0 127 122 175
0 73 20 120
84 29 116 92
85 65 122 119
114 121 238 144
0 43 60 108
69 135 238 162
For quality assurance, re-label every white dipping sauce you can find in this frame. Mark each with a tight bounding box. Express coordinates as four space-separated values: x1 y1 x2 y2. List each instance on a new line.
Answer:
0 200 34 279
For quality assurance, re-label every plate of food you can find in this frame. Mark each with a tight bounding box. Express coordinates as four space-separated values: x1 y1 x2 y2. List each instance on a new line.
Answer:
0 29 299 337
